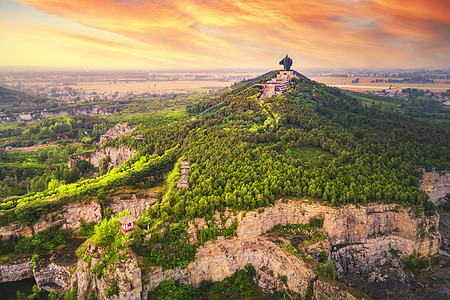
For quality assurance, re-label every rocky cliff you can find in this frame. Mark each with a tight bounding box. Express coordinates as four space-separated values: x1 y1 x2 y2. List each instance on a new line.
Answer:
103 123 136 141
0 191 156 239
110 192 158 218
0 198 440 298
33 238 85 292
420 170 450 205
0 201 102 238
0 257 32 283
143 200 440 298
68 146 136 173
71 242 142 300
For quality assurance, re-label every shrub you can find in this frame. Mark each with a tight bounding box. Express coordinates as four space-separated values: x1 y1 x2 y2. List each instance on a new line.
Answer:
309 216 324 228
92 218 121 246
278 275 288 285
318 261 337 279
105 282 119 297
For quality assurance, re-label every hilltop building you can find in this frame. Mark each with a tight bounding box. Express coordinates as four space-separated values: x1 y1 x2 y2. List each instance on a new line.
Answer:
177 161 190 189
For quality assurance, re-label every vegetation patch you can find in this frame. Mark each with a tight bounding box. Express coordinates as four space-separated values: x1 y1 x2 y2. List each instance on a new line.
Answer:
148 264 281 300
0 225 68 256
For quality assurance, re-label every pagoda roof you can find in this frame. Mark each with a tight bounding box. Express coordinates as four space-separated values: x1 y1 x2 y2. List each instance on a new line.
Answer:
117 214 137 224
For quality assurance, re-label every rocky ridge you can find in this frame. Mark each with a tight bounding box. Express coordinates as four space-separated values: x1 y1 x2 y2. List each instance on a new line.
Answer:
142 200 439 299
71 242 142 300
68 146 136 173
0 257 32 283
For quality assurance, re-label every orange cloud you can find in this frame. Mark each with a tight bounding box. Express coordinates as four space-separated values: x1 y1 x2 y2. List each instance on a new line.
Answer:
7 0 450 68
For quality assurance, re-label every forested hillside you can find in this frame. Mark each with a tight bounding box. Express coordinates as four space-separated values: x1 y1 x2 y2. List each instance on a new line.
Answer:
0 72 448 298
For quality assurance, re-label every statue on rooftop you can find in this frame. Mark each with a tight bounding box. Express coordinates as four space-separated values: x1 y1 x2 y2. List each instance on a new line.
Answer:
279 54 293 71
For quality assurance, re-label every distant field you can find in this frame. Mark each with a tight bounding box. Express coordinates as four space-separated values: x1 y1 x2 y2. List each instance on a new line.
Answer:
3 71 261 94
311 76 450 92
72 80 235 93
14 80 235 93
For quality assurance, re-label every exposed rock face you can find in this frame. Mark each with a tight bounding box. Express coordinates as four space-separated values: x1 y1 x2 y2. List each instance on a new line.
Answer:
71 242 142 300
104 123 136 140
33 262 72 291
312 278 364 300
32 201 102 235
110 192 158 218
0 190 156 239
68 146 136 171
143 236 316 299
420 170 450 205
90 146 136 169
34 238 84 292
0 257 32 283
0 201 102 238
0 223 33 238
144 200 440 297
68 123 136 172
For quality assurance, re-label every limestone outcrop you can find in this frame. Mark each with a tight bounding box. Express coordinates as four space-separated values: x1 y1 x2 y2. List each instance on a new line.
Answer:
110 192 158 218
0 201 102 238
144 200 440 297
0 199 440 299
103 123 136 141
142 236 316 299
0 222 33 238
0 190 155 239
312 278 364 300
0 257 32 283
71 242 142 300
33 261 72 292
33 238 85 292
420 170 450 205
68 146 136 172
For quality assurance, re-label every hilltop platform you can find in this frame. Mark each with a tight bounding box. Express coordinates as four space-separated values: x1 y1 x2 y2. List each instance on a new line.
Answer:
259 70 298 101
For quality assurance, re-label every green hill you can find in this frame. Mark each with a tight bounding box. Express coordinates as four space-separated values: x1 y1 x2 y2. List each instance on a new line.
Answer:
1 71 448 265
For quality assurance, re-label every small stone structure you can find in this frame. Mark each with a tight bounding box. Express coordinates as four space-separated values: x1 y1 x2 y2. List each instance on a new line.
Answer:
259 70 298 101
118 215 137 233
134 135 145 141
177 161 190 189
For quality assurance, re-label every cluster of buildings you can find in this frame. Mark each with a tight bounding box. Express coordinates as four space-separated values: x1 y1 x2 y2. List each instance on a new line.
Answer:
366 89 450 105
44 88 143 102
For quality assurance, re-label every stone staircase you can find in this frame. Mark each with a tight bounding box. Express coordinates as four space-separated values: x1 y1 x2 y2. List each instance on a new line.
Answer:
259 70 298 101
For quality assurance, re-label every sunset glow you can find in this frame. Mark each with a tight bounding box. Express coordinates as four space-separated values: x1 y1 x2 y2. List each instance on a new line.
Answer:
1 0 449 69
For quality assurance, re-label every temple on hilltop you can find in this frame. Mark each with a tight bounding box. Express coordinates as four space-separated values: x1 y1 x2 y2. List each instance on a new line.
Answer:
259 54 299 101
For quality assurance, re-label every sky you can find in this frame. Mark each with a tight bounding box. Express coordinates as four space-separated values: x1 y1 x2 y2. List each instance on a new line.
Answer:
0 0 449 70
